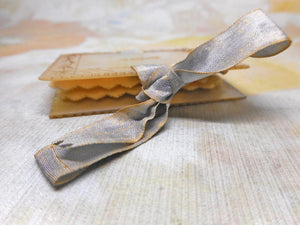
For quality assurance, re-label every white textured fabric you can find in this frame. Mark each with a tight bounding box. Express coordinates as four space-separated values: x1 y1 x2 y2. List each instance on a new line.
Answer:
0 62 299 223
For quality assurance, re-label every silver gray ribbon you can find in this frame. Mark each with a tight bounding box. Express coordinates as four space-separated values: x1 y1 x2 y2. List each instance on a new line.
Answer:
35 9 291 186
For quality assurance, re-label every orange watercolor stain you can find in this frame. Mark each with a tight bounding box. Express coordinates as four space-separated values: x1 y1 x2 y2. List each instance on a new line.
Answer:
269 0 300 13
223 57 300 95
285 23 300 40
0 20 96 57
144 36 212 50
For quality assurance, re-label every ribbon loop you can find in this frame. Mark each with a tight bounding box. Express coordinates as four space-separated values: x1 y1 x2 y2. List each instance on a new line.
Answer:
173 9 290 76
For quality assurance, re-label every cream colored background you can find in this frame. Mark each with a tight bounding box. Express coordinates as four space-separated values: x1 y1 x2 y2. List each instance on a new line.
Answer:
0 0 300 224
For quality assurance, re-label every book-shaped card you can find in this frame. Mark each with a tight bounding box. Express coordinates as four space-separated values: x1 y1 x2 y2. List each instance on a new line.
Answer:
39 50 246 118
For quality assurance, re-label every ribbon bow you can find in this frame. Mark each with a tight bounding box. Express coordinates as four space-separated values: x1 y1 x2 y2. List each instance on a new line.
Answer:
35 9 291 186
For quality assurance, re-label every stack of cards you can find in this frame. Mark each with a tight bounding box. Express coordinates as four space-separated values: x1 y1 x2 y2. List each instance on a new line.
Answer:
39 50 245 118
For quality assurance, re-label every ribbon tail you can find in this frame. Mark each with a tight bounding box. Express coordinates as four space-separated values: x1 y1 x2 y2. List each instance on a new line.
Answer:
35 100 169 185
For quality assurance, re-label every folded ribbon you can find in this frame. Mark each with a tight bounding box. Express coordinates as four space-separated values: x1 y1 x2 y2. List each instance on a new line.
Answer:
35 9 291 186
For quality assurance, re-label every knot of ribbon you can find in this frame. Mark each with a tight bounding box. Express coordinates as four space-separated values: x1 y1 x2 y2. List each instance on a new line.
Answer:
134 65 184 103
35 9 291 186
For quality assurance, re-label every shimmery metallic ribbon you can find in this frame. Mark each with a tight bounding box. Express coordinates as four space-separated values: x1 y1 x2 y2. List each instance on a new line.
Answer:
35 9 291 186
